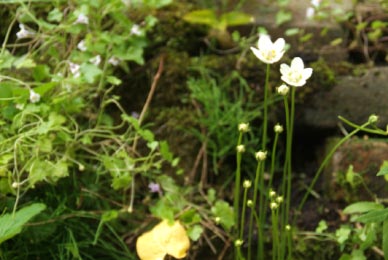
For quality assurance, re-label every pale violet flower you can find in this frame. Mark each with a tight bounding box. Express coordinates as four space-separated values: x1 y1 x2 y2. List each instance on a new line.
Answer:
89 55 101 66
280 57 313 87
77 40 87 51
29 89 40 103
69 62 81 78
148 182 161 193
130 24 141 36
74 13 89 24
306 7 315 19
108 56 120 66
250 35 286 64
16 24 35 39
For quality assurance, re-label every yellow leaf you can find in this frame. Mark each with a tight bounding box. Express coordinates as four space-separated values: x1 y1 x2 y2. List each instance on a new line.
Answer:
136 220 190 260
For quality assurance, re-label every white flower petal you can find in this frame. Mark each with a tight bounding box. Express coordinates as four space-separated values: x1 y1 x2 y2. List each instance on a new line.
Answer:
291 57 304 71
280 64 290 75
250 47 265 61
258 35 271 50
303 68 313 80
273 38 285 52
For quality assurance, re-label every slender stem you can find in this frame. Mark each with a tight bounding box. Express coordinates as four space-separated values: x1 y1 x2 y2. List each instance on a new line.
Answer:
262 64 270 150
297 121 371 213
271 207 279 260
285 87 295 258
269 132 279 188
248 160 262 260
280 92 290 260
239 187 248 239
339 116 387 136
234 132 244 240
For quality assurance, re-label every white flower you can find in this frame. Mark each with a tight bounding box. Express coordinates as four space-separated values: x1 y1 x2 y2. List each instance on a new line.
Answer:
69 62 81 78
280 57 313 87
250 35 286 64
277 84 289 95
89 55 101 66
130 24 141 36
15 103 24 110
16 24 35 39
311 0 321 8
108 56 120 66
255 150 267 161
77 40 87 51
29 89 40 103
74 13 89 24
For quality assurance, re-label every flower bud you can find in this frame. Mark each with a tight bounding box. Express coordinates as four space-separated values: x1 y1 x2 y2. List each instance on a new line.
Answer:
247 200 253 207
274 123 284 134
368 114 378 124
277 84 289 96
236 145 246 153
238 123 249 133
243 180 252 189
270 202 278 210
255 150 267 161
235 239 243 247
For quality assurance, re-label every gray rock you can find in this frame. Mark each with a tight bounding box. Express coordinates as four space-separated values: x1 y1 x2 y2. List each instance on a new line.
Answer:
299 67 388 129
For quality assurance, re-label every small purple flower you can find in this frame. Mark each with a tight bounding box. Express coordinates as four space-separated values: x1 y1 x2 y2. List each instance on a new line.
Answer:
74 13 89 25
148 182 161 193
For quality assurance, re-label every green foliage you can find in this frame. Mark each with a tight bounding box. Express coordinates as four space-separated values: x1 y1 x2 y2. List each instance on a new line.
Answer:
0 203 46 244
187 67 261 174
183 9 253 31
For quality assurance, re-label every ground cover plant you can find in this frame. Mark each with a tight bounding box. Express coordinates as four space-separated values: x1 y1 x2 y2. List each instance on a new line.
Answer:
1 0 388 259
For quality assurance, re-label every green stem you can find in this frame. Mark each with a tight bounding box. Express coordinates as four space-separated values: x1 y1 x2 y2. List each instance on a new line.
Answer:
262 64 270 150
339 116 387 136
234 132 243 239
297 120 371 213
239 187 248 239
248 160 262 260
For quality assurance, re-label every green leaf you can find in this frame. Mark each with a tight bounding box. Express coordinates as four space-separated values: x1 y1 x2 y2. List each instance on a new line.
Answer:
106 76 122 85
0 203 46 244
80 63 102 83
383 220 388 260
354 208 388 223
183 9 218 27
377 161 388 176
211 200 234 231
160 141 173 162
343 201 384 214
275 9 292 25
207 188 216 203
47 8 63 22
220 11 253 27
29 160 51 187
187 225 203 241
13 55 36 69
33 65 51 82
315 220 328 233
335 225 351 245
